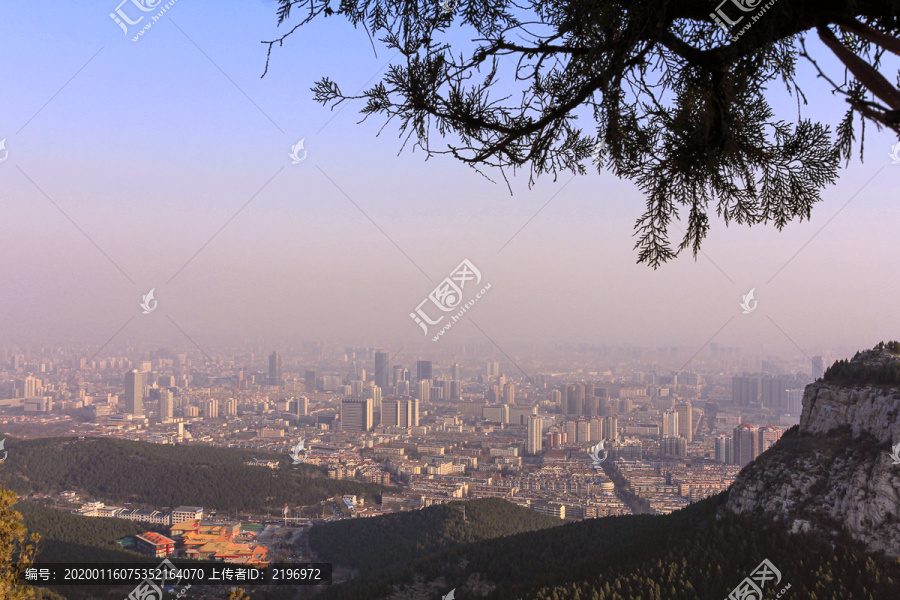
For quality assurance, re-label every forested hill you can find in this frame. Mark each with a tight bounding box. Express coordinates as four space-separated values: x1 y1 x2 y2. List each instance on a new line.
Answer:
0 437 391 512
313 492 900 600
309 498 561 574
15 500 150 564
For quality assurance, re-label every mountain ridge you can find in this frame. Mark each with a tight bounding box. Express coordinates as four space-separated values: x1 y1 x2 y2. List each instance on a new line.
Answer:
725 342 900 557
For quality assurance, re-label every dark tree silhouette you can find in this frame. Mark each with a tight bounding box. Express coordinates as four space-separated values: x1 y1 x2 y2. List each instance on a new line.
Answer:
262 0 900 266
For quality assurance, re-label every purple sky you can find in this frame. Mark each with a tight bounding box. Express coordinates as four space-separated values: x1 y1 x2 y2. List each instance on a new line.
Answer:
0 1 898 362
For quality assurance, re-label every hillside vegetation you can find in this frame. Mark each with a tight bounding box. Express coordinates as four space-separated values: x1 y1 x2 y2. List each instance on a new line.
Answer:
0 437 391 512
310 498 562 574
312 493 900 600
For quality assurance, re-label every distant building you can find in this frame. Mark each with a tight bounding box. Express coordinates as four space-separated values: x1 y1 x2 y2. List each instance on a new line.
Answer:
305 370 318 392
135 532 175 558
171 506 204 524
158 389 174 422
124 370 145 417
23 397 52 412
732 424 759 466
732 375 759 406
675 402 693 442
786 389 804 414
660 436 687 457
714 435 732 464
417 379 432 402
758 425 782 453
416 360 433 382
202 399 219 419
374 351 390 389
341 398 373 432
503 383 515 405
565 384 585 416
526 415 543 456
662 409 678 438
268 352 282 387
381 398 419 428
603 416 618 442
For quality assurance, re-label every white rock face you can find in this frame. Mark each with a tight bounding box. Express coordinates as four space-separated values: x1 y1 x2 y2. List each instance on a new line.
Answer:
800 383 900 444
726 375 900 558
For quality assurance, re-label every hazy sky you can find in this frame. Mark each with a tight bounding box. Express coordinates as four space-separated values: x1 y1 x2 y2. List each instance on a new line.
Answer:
1 1 898 362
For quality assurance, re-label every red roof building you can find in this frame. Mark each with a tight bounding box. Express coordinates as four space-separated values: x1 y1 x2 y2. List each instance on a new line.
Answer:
135 532 176 558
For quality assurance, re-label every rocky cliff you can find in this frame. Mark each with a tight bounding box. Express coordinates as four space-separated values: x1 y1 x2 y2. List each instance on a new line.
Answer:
725 344 900 558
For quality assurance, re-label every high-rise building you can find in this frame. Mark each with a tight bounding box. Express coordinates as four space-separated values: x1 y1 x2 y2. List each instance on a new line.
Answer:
124 370 144 417
374 351 390 389
526 415 543 455
758 425 782 453
786 389 804 414
22 376 38 398
381 399 400 427
203 399 219 419
158 389 174 422
341 398 373 432
416 360 433 382
268 352 282 387
417 379 432 402
365 383 382 411
451 364 461 381
486 361 499 378
293 396 308 416
603 416 618 442
565 420 577 443
409 398 419 427
589 417 603 441
662 409 678 438
661 436 687 457
392 364 405 386
732 424 759 466
503 383 515 405
224 399 238 416
583 395 598 417
675 401 693 442
575 419 590 443
732 375 760 406
305 370 317 392
551 389 562 407
566 384 585 416
714 435 730 463
381 398 419 428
